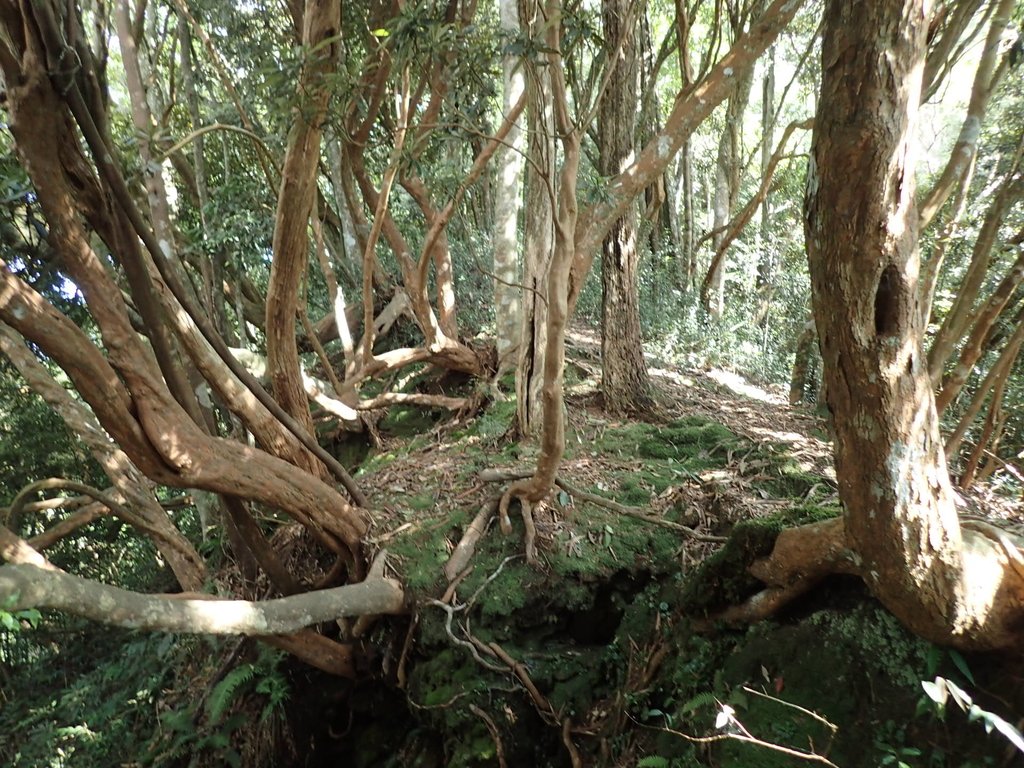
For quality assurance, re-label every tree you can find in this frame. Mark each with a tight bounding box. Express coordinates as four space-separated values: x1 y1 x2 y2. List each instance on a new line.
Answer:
598 0 654 414
504 0 804 553
0 0 373 675
492 0 527 378
741 0 1024 650
702 0 759 319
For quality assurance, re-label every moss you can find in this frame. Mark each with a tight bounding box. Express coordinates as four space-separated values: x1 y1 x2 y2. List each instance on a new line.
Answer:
466 398 518 441
711 604 936 767
407 492 436 512
613 468 676 505
679 505 840 615
750 453 829 498
380 406 439 437
388 510 470 594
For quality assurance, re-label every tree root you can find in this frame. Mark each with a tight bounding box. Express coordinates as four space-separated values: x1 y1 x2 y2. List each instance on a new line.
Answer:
481 466 722 561
444 497 499 581
555 480 725 543
562 716 583 768
498 479 541 564
428 554 583 765
700 517 857 627
470 704 508 768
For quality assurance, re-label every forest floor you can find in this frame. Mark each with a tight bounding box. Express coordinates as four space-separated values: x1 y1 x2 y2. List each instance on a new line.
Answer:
300 327 1024 768
6 328 1023 768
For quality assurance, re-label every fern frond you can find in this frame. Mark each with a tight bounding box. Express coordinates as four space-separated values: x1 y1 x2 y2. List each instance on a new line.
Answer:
207 664 255 724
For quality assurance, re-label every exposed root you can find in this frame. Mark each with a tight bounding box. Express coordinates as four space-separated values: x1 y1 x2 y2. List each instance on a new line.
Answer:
519 498 538 564
426 598 506 673
701 580 820 628
440 566 472 604
485 466 719 557
489 640 552 714
444 497 498 581
561 717 583 768
498 480 542 564
960 517 1024 582
554 479 725 543
497 485 515 534
470 704 508 768
699 517 856 627
396 614 418 688
466 555 523 610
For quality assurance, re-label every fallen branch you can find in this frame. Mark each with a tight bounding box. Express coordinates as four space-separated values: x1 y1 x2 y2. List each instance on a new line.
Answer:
637 717 840 767
0 563 406 634
357 392 470 411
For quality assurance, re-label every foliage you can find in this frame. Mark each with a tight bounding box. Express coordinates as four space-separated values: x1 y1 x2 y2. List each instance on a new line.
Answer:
921 676 1024 756
0 627 180 767
0 359 104 511
143 645 291 768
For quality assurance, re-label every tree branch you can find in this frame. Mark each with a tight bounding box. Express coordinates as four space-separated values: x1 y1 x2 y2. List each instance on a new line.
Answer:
0 563 406 634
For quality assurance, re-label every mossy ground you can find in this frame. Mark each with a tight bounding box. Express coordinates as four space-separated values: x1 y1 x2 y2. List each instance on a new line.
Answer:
317 389 1016 768
5 370 1017 768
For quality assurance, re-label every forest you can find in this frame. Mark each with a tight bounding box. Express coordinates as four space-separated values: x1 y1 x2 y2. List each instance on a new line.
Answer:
1 0 1023 764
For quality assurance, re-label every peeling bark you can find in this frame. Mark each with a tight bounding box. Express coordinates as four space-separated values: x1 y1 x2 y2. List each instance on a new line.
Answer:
598 0 653 415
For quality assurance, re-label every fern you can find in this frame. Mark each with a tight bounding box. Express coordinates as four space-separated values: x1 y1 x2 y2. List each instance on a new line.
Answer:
256 673 290 721
207 664 256 724
680 691 717 714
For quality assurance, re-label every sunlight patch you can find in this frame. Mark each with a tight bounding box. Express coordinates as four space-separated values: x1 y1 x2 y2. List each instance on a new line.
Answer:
705 368 780 404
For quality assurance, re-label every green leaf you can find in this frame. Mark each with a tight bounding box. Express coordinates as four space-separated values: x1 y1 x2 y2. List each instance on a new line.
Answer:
371 28 390 37
948 649 975 685
637 757 670 768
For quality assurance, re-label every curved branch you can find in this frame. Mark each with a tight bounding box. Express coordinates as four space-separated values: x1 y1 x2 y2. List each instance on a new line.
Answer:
0 563 406 635
6 478 138 533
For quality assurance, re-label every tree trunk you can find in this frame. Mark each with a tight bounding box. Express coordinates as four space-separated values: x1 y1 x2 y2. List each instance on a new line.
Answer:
754 44 776 328
927 173 1024 386
798 0 1024 649
705 66 755 320
493 0 527 377
266 0 341 476
515 0 558 437
598 0 653 415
